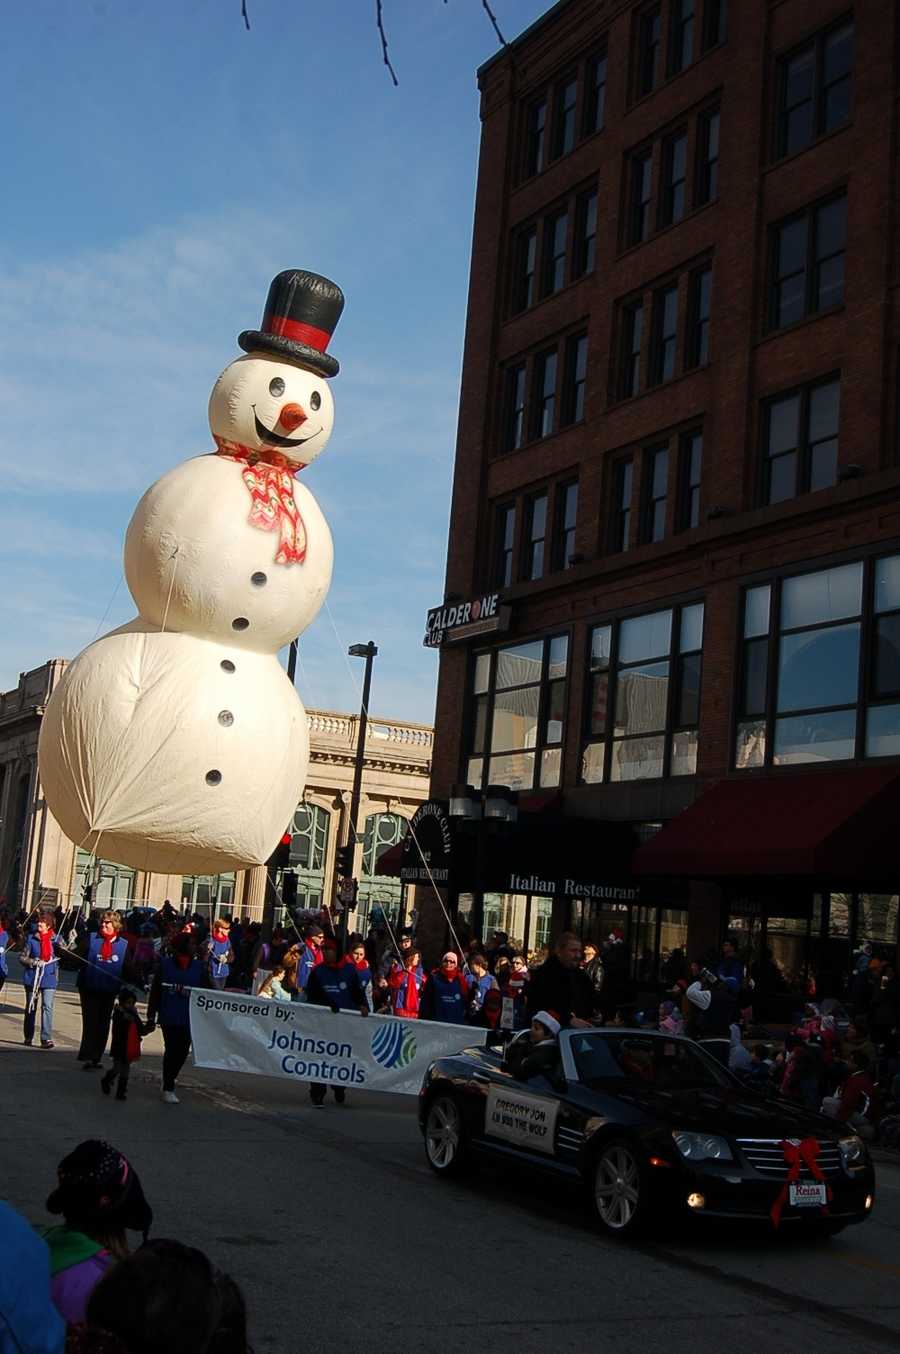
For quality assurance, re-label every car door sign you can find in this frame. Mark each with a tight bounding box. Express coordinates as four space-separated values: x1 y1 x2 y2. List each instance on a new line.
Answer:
485 1085 559 1157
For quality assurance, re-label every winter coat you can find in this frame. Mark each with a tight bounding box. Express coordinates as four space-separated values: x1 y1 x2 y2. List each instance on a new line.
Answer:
148 956 204 1027
420 968 471 1024
19 936 60 990
78 934 128 994
204 935 233 983
43 1225 113 1326
110 1005 150 1062
526 954 595 1026
0 1202 65 1354
306 961 368 1012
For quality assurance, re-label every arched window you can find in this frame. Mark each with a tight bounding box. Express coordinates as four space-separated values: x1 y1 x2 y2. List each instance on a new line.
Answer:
362 812 408 877
289 803 331 910
181 873 236 917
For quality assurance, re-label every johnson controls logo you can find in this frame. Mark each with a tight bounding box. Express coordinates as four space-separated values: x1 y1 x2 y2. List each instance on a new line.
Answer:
371 1021 417 1069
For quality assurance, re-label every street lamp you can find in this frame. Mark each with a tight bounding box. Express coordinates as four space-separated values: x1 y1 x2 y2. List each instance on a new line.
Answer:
341 641 378 943
449 783 519 942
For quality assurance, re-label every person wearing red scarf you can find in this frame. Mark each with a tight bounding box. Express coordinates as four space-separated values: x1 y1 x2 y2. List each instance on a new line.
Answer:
21 911 60 1048
77 911 130 1070
389 948 425 1018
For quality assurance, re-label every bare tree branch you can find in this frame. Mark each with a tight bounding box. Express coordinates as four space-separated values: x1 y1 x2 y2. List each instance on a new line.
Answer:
241 0 250 31
376 0 400 86
481 0 508 47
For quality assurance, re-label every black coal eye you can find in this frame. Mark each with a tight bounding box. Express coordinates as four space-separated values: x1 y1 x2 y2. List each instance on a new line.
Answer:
310 391 321 411
269 377 285 397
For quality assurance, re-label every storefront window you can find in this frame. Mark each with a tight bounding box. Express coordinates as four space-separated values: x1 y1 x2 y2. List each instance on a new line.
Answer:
289 803 330 910
75 850 136 911
181 873 236 916
583 603 703 783
735 551 900 767
857 893 899 947
466 636 568 792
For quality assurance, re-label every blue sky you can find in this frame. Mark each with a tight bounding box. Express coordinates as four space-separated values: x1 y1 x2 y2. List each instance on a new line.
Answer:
0 0 550 726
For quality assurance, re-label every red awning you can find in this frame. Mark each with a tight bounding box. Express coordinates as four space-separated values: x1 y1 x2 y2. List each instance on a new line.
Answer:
374 840 404 877
632 765 900 881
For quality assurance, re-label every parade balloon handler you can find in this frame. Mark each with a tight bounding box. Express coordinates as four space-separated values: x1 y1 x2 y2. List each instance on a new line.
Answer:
201 917 234 991
101 988 154 1102
146 932 205 1105
37 270 344 884
388 946 426 1018
344 937 373 1010
76 910 130 1070
42 1139 153 1326
419 952 471 1025
19 909 62 1048
304 935 369 1106
296 922 325 999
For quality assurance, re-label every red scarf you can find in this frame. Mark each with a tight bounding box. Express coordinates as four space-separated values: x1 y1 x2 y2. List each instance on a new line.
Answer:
400 967 422 1016
213 439 307 565
39 930 54 963
99 926 115 962
174 952 192 971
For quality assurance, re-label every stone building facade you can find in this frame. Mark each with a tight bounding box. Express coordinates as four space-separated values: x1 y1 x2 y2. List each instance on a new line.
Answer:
0 660 432 929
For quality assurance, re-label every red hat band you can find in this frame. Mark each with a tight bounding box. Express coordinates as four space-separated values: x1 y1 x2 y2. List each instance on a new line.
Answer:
265 314 331 353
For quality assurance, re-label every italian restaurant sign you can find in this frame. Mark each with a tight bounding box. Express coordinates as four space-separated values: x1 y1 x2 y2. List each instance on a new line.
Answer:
423 593 510 648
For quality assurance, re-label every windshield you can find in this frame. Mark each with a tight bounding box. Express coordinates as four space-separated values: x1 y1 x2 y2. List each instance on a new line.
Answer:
570 1032 735 1091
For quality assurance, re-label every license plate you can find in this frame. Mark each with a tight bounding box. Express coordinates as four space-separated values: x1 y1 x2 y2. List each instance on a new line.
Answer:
789 1181 827 1208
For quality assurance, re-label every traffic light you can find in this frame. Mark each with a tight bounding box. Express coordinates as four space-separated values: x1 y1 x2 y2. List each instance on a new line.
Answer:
336 843 355 878
282 870 298 909
270 830 292 871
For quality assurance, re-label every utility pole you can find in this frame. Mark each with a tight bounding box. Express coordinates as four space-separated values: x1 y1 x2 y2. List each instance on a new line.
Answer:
343 641 378 944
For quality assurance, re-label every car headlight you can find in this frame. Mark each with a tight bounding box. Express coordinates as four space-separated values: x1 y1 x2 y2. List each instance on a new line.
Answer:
672 1130 733 1162
839 1135 865 1166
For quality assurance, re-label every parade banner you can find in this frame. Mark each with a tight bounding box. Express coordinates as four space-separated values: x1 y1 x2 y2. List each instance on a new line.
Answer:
189 990 488 1096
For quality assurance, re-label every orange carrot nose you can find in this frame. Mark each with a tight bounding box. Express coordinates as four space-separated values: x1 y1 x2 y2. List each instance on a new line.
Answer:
279 402 307 432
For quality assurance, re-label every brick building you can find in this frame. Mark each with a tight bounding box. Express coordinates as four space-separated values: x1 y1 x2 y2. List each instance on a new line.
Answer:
419 0 900 986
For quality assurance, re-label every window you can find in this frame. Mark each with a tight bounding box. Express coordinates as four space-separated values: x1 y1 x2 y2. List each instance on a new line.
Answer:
776 19 854 159
542 210 568 297
669 0 695 75
686 264 712 369
650 285 678 385
584 51 607 136
524 492 548 581
620 300 643 398
531 350 557 439
630 151 653 244
512 227 537 314
285 802 332 910
495 503 516 587
661 131 687 226
763 375 840 504
583 603 704 783
562 332 588 425
503 363 527 452
769 194 846 331
573 188 598 278
642 444 669 543
637 7 661 97
611 459 634 553
363 812 408 877
702 0 727 50
524 97 548 177
466 635 569 792
678 429 703 530
553 77 578 160
696 108 719 205
555 481 579 570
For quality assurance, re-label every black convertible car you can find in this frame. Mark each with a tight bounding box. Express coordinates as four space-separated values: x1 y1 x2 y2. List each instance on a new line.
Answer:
418 1027 875 1238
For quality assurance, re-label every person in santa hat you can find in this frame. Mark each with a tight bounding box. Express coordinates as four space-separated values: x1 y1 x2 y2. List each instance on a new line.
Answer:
507 1010 562 1080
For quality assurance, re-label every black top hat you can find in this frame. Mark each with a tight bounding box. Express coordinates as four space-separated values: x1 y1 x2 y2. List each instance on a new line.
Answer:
239 270 344 378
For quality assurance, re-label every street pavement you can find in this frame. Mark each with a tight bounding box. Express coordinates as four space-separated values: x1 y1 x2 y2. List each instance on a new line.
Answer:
2 974 899 1354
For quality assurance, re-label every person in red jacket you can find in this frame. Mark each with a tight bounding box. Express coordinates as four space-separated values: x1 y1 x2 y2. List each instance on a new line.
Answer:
822 1048 879 1139
388 947 425 1018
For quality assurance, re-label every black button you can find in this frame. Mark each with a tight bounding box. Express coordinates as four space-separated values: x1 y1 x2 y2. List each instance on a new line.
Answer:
220 660 236 673
232 617 250 631
205 770 223 786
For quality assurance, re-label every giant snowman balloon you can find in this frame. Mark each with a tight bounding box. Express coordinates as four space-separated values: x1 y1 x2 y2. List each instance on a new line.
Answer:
38 270 344 874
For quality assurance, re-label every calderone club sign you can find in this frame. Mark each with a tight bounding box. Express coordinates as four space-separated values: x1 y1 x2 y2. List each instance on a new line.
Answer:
423 592 510 648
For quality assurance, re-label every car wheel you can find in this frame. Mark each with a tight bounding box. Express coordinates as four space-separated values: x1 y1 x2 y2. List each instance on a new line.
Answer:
424 1093 470 1176
591 1138 649 1238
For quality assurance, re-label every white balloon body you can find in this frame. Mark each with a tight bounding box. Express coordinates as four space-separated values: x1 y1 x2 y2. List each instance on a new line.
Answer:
38 349 336 876
38 624 310 875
